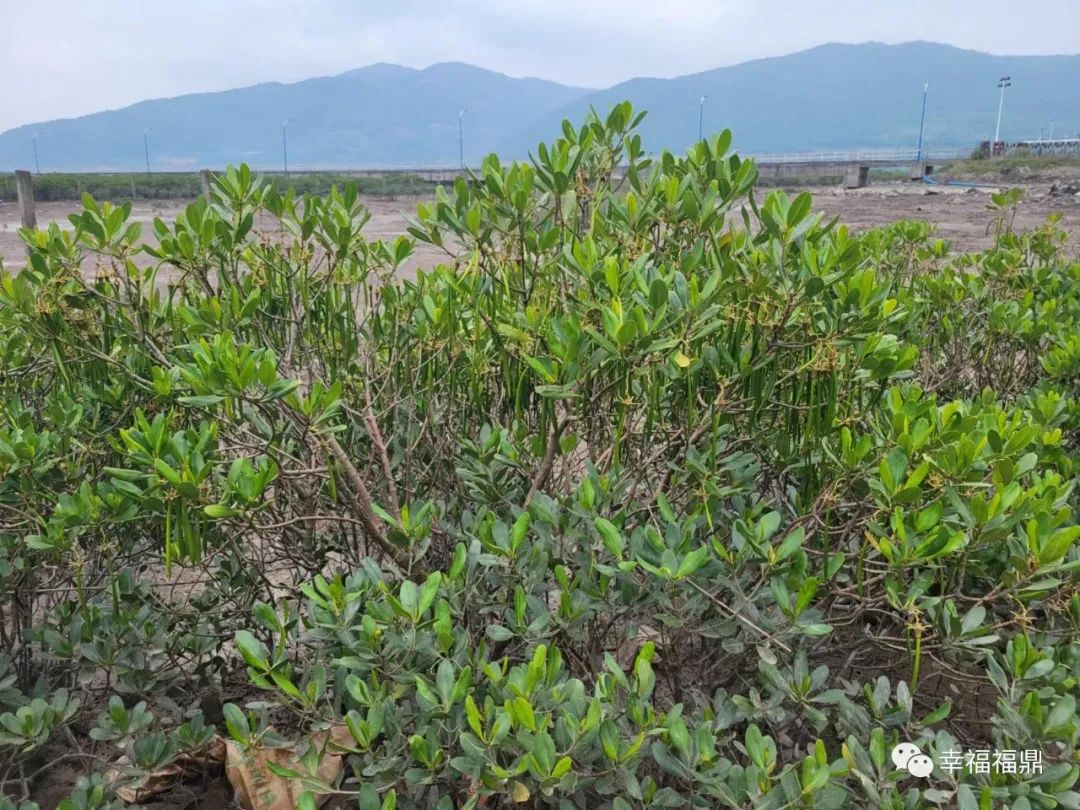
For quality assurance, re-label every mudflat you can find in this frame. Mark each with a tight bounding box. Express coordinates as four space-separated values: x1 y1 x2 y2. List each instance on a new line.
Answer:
3 180 1078 276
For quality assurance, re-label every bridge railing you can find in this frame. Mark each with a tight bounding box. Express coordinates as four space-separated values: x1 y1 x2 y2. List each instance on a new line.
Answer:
746 148 968 164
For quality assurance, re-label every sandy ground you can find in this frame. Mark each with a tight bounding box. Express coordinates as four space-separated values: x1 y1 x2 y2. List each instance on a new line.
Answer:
0 195 449 277
2 182 1078 275
811 181 1080 254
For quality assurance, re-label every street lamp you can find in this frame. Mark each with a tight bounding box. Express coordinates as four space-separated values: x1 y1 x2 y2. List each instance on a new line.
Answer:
458 109 467 172
282 119 292 176
698 95 707 143
143 126 152 174
992 76 1011 157
916 83 928 162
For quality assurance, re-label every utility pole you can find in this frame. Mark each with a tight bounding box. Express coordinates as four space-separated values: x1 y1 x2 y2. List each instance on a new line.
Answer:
143 126 152 174
282 119 292 177
32 135 40 174
458 109 467 172
698 95 707 142
993 76 1011 157
916 82 928 162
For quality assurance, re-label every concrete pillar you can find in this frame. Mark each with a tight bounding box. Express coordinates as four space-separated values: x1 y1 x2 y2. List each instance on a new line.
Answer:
200 169 212 199
844 165 870 189
908 163 937 181
14 170 36 230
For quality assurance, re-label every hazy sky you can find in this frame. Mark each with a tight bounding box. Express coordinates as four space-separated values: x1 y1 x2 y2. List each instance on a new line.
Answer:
4 0 1079 132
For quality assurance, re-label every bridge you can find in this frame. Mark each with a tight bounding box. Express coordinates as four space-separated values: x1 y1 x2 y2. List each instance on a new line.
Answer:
748 148 970 188
386 148 971 189
283 148 970 189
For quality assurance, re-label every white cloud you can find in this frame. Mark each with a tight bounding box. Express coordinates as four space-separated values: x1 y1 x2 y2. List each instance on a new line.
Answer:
2 0 1077 131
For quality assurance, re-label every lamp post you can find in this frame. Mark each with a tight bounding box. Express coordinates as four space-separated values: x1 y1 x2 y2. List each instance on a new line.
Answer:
143 126 152 174
698 95 707 142
282 119 292 176
992 76 1011 157
458 109 467 172
32 134 40 175
916 83 928 162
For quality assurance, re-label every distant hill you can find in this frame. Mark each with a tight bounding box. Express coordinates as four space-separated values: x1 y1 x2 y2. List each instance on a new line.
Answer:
0 63 591 171
500 42 1080 158
1 42 1078 171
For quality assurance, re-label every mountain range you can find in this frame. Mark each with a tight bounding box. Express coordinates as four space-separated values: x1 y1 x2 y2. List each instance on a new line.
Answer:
2 41 1078 172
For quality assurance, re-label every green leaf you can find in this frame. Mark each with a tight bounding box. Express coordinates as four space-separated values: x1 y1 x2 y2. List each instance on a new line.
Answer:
486 625 514 642
599 720 619 762
153 459 183 486
594 517 624 558
649 278 668 309
956 785 979 810
203 503 240 518
667 717 690 756
650 741 689 777
551 756 572 778
511 512 531 551
775 526 805 562
234 630 270 671
513 696 537 732
417 572 442 617
758 511 781 540
265 378 302 401
675 545 710 578
436 660 455 705
1038 526 1080 565
177 395 225 407
465 695 485 740
222 703 248 742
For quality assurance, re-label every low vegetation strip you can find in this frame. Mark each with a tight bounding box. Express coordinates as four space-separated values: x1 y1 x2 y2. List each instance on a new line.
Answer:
938 155 1080 181
0 104 1077 809
0 170 438 203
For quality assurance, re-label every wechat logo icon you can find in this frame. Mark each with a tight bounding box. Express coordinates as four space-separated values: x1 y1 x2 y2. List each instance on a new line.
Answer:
892 742 934 779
